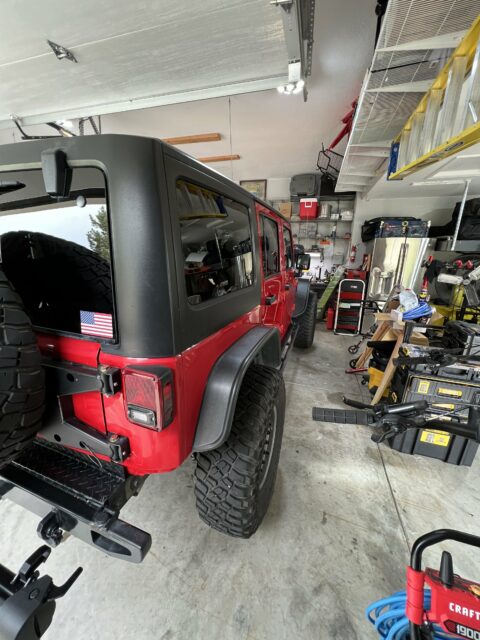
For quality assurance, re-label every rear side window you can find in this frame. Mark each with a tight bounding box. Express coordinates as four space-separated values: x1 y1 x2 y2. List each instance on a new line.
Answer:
175 180 254 305
261 215 279 277
0 167 114 339
283 225 293 269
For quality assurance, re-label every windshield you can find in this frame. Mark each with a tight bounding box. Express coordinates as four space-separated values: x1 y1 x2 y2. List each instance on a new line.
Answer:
0 167 115 340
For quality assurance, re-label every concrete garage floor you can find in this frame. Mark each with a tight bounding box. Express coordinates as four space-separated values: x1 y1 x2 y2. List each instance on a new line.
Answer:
1 324 480 639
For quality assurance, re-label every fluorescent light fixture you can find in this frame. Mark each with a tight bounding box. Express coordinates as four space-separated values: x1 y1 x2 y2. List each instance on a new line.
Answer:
277 58 305 96
277 79 305 96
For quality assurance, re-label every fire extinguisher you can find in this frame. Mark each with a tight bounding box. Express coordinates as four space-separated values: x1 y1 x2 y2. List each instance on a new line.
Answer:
349 244 357 263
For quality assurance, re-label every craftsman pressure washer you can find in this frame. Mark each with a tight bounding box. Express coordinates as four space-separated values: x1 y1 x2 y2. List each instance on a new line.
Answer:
312 399 480 639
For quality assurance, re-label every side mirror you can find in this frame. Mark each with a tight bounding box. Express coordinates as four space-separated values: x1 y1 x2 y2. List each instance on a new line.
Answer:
296 253 311 271
41 149 72 199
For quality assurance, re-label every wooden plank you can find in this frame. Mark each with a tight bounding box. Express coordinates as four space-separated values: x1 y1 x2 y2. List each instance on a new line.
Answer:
198 154 240 163
163 133 221 145
371 331 404 405
354 320 391 369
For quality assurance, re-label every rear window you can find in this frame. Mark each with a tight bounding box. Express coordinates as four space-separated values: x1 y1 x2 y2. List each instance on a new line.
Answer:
0 167 115 339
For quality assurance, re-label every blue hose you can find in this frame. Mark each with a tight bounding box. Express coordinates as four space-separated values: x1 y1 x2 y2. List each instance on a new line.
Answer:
365 590 457 639
402 302 432 320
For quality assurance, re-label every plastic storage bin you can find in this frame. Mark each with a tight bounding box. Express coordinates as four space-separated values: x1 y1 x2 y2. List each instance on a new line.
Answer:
299 198 318 219
389 372 480 465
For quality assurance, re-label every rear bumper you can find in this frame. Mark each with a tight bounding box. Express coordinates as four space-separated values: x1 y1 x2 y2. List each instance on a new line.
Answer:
0 441 151 563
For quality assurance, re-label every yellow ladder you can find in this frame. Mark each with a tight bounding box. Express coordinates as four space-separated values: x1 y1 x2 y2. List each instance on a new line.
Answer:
388 15 480 180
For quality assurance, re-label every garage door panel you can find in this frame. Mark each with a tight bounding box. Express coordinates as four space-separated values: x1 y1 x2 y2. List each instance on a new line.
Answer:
0 0 288 124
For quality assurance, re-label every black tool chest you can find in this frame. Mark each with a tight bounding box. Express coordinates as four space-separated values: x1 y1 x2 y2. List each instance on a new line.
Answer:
391 362 480 466
444 321 480 355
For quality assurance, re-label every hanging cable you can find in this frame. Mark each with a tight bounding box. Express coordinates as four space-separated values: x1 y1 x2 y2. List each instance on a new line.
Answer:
402 302 433 321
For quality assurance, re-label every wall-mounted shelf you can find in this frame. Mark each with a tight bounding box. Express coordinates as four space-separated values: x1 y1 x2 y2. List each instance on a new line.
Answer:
297 235 351 240
290 195 356 202
290 217 353 224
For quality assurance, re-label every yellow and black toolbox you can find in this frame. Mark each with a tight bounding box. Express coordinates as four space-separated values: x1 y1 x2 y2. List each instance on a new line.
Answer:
390 365 480 466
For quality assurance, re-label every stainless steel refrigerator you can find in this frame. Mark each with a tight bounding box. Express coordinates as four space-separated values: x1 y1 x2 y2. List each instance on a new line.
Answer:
366 236 436 302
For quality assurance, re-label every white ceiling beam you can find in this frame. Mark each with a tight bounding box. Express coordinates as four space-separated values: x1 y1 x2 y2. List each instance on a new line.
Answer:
0 75 287 130
376 30 466 53
349 140 391 149
366 80 432 93
349 149 390 158
335 183 366 192
272 0 302 63
343 170 378 177
339 175 373 185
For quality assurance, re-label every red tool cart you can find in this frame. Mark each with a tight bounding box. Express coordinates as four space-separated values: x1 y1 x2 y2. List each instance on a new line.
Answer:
334 278 366 335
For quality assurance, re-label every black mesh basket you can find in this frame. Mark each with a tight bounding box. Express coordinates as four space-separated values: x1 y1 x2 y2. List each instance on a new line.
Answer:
317 144 343 179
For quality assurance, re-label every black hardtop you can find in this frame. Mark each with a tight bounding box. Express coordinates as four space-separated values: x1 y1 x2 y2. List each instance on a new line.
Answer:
0 134 268 358
0 134 290 224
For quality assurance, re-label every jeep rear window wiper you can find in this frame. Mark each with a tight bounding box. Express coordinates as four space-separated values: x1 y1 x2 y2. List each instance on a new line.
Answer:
0 180 25 196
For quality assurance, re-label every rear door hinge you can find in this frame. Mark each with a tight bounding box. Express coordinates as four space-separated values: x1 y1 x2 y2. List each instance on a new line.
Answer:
98 365 122 397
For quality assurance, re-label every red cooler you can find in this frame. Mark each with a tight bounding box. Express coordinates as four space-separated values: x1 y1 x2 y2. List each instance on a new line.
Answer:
299 198 318 219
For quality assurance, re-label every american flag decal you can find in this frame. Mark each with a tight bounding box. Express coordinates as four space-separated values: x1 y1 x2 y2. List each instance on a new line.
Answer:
80 310 113 339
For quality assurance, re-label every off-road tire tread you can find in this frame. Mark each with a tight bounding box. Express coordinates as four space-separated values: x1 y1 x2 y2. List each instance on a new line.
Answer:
0 271 45 468
2 231 112 307
1 231 112 333
294 291 318 348
194 365 285 538
45 236 112 305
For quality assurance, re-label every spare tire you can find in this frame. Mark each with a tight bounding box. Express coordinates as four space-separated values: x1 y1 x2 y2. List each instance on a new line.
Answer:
0 270 45 469
1 231 113 335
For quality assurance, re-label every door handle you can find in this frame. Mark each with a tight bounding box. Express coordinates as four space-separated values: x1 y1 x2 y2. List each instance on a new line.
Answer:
265 295 277 305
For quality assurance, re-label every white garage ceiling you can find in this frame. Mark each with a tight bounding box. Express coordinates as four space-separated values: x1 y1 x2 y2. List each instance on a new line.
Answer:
0 0 294 127
0 0 379 199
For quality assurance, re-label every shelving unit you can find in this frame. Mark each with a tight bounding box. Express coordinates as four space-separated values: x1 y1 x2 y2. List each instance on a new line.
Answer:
287 199 355 272
290 217 352 240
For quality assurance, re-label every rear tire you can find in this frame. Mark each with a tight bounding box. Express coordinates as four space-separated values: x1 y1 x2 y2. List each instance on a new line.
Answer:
294 291 318 348
194 365 285 538
0 271 45 469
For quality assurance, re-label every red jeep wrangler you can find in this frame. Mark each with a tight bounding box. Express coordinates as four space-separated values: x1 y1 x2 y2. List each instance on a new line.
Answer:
0 135 316 636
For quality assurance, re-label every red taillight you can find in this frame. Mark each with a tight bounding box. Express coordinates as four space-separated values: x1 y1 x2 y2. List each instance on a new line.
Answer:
123 368 174 430
124 372 157 411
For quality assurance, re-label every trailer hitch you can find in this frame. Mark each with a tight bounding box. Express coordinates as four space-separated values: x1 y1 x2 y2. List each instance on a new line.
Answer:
0 545 82 639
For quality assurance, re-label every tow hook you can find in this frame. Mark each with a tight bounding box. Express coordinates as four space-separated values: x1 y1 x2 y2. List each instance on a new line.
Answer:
0 545 82 639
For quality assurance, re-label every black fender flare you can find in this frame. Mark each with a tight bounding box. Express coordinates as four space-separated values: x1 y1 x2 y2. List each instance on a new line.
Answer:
293 277 311 318
193 326 281 453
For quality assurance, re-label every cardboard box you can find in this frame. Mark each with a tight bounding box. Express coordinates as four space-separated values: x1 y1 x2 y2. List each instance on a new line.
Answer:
278 202 292 218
